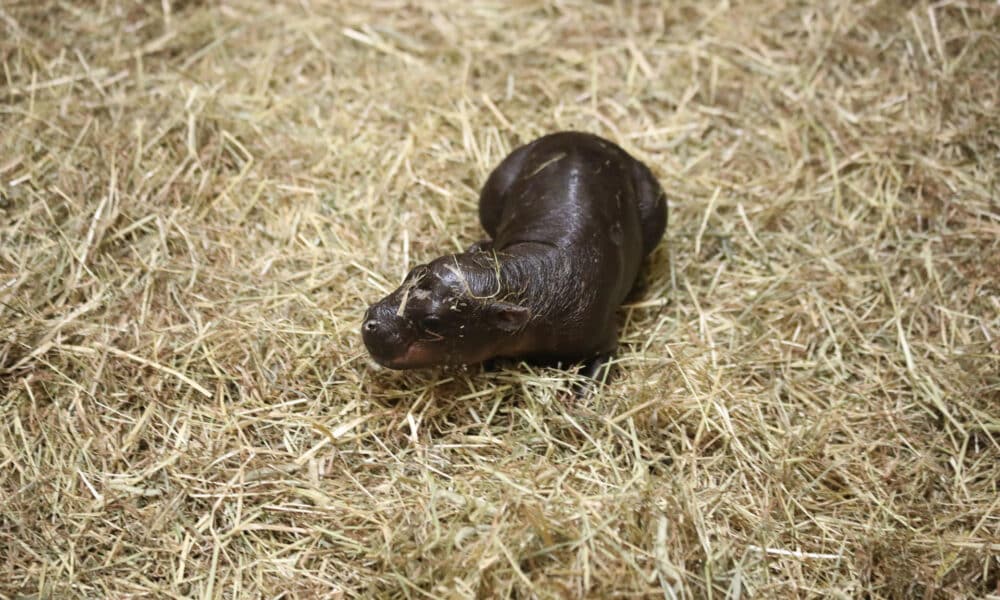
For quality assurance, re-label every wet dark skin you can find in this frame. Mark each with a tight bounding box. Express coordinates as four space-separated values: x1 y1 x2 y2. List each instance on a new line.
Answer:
362 131 667 377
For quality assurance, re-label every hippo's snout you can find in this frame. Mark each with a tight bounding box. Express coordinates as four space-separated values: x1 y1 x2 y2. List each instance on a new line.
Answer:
361 303 411 367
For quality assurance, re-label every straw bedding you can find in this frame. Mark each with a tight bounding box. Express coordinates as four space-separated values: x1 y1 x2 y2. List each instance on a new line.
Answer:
1 1 997 597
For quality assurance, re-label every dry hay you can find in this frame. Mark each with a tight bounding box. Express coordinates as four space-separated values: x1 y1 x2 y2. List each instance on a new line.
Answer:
1 0 998 598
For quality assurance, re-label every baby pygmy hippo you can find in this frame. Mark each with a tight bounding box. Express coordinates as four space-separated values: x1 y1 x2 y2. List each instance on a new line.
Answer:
362 131 667 373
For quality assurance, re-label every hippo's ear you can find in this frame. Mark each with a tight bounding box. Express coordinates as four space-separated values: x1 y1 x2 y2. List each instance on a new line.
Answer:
486 301 530 333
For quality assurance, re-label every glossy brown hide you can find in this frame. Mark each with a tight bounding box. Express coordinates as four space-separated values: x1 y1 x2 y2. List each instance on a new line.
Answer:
362 131 667 369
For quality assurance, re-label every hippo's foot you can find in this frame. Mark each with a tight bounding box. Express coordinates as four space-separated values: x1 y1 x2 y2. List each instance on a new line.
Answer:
571 352 614 398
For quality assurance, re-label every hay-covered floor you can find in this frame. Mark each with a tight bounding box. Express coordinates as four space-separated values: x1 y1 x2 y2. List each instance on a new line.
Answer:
2 1 998 597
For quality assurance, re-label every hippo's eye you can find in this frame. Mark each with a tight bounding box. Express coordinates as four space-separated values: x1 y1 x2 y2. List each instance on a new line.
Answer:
417 271 439 291
421 315 441 330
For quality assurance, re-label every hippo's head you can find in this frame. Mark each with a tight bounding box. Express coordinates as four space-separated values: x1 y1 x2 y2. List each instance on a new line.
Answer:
361 253 531 369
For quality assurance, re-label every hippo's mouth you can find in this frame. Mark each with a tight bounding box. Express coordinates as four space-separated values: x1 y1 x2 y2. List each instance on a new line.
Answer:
373 342 442 370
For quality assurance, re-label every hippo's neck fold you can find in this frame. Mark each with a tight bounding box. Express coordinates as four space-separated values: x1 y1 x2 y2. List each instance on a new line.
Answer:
486 242 592 327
